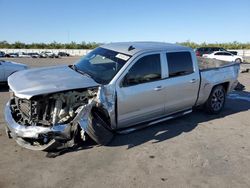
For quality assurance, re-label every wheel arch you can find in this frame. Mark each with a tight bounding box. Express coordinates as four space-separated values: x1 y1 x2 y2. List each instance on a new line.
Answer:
207 82 229 98
202 82 229 106
220 82 230 93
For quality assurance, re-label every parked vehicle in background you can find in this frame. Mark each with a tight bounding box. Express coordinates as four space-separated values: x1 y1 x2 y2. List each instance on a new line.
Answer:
0 60 28 83
4 42 240 152
16 52 31 58
40 51 59 58
28 52 40 58
58 52 70 57
203 51 243 63
39 51 48 58
5 53 18 58
0 51 6 57
195 47 238 56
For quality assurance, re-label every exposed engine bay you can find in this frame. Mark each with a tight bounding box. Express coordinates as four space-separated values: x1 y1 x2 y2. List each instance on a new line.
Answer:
10 89 97 127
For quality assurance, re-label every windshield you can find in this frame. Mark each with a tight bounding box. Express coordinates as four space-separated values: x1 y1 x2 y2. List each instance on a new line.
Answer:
74 47 131 84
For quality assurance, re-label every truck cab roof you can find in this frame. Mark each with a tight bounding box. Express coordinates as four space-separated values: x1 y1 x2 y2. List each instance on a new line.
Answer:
101 42 191 56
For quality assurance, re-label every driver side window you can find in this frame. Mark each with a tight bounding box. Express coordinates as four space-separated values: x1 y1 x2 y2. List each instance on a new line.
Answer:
122 54 161 87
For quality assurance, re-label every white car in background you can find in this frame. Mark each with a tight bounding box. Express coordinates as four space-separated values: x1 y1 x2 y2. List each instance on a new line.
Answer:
0 60 28 83
40 51 59 58
203 51 243 63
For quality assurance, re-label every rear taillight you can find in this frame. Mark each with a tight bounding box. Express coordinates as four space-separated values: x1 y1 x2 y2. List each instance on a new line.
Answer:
196 51 201 56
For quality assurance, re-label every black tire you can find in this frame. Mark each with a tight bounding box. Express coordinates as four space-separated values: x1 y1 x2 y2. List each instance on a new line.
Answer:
235 58 242 63
86 111 114 145
205 85 226 114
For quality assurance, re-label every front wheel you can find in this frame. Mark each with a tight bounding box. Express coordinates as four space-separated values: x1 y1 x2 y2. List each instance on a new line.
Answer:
205 85 226 114
86 111 114 145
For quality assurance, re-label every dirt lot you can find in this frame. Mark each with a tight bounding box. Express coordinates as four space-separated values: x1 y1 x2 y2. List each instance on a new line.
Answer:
0 57 250 188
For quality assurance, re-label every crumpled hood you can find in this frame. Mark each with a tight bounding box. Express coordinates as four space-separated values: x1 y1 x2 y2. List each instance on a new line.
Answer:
8 65 99 99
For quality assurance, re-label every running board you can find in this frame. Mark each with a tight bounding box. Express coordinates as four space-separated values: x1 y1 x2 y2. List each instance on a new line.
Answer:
117 109 192 134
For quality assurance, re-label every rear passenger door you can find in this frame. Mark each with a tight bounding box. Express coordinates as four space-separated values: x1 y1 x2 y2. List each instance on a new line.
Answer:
222 52 234 61
214 52 225 61
162 51 200 114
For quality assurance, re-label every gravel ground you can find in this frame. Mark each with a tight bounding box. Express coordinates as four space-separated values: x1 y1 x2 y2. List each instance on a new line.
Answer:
244 56 250 63
0 57 250 188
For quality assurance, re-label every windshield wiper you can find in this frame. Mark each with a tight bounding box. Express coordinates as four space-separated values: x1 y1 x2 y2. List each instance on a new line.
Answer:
70 64 99 83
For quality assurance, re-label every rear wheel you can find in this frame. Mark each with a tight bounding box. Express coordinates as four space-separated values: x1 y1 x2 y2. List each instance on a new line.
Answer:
205 85 226 114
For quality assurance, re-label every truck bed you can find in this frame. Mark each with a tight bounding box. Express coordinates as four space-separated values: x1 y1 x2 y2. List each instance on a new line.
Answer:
197 57 238 71
196 57 240 106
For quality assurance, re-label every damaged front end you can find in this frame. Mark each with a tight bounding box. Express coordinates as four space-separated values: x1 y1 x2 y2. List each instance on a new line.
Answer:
5 86 115 151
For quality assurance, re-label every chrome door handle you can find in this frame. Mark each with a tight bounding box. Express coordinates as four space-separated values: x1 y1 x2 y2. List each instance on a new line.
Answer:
154 86 162 91
190 79 197 83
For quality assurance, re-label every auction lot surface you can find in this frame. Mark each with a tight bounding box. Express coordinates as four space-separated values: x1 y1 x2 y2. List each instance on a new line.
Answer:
1 57 250 188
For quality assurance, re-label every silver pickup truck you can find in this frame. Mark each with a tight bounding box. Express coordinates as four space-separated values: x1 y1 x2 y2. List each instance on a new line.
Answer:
4 42 240 151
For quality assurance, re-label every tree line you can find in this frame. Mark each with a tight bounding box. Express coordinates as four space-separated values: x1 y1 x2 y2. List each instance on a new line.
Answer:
0 41 100 49
1 40 250 49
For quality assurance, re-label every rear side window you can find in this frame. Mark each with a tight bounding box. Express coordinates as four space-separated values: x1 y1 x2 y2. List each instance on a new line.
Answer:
166 52 194 78
123 54 161 86
215 52 224 55
215 52 232 56
223 52 232 56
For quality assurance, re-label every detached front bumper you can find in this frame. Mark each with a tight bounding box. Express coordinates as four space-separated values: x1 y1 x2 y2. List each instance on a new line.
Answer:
4 101 72 150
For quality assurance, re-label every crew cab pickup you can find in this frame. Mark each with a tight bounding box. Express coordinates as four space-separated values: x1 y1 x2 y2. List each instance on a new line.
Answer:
4 42 240 151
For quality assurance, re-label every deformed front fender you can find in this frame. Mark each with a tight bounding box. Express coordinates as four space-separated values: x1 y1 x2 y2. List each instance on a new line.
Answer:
74 85 116 145
96 85 117 129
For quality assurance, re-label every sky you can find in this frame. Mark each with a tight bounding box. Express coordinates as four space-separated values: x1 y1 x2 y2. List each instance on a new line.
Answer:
0 0 250 44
